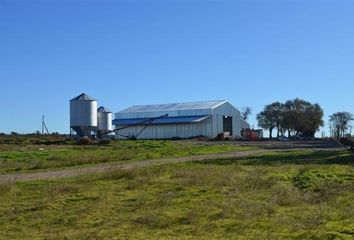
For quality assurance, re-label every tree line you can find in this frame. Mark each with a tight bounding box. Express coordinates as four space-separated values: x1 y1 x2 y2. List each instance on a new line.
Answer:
256 98 353 139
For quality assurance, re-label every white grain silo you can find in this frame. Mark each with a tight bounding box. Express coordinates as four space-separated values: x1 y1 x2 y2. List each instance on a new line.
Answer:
97 106 113 138
70 93 98 137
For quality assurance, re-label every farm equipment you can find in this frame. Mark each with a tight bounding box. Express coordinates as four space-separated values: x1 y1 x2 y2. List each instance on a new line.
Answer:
338 138 354 151
102 114 169 140
241 129 263 141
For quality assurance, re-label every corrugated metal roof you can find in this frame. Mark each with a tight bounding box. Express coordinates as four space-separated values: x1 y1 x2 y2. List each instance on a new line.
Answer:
113 115 211 125
70 93 96 101
97 106 112 113
119 100 227 113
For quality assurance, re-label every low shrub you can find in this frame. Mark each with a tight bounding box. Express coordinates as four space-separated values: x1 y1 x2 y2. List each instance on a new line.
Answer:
76 137 93 145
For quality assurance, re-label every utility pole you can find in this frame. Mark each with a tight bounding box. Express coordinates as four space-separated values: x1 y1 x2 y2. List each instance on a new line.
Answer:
42 115 49 138
350 125 353 137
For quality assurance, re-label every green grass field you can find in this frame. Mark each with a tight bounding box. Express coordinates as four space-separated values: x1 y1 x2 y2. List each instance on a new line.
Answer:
0 140 255 174
1 149 353 239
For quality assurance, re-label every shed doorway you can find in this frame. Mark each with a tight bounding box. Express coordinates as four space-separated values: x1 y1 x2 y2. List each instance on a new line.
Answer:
223 116 233 136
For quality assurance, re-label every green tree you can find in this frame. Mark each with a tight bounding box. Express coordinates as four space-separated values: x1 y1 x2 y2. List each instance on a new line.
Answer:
256 111 275 139
302 103 324 137
280 99 324 138
258 99 324 138
256 102 283 139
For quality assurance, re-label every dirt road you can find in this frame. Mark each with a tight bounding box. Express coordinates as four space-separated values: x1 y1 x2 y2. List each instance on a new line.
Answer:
0 144 344 183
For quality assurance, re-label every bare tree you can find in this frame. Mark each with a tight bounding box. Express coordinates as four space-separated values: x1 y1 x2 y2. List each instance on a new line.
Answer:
241 107 252 121
329 112 354 139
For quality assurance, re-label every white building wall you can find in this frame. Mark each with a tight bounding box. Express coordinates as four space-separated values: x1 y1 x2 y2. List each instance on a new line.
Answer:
211 102 242 137
116 117 213 139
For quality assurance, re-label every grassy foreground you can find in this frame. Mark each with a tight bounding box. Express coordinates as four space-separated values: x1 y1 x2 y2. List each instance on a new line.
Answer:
0 140 255 174
0 150 353 239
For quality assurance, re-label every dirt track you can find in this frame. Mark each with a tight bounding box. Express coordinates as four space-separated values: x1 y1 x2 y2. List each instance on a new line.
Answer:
0 143 344 183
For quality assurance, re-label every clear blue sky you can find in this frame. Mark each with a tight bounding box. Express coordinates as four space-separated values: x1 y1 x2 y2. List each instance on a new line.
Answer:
1 0 353 135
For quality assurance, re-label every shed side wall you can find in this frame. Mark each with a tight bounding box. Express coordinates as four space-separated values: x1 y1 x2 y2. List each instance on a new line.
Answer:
115 117 213 139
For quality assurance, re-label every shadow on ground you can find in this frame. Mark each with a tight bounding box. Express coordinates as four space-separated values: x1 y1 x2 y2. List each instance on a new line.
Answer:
262 140 344 150
197 150 354 166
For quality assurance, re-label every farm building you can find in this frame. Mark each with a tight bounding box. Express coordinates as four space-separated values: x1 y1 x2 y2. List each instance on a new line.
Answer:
113 100 250 139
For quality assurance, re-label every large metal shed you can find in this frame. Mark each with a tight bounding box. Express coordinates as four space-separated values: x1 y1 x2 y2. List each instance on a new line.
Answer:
113 100 249 139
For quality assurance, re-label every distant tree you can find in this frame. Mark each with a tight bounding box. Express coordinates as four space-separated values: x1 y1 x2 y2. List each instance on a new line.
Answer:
241 107 252 121
258 99 324 138
279 99 324 138
303 103 324 137
10 131 19 135
280 109 296 137
270 102 284 137
257 111 275 139
329 112 354 139
256 102 283 139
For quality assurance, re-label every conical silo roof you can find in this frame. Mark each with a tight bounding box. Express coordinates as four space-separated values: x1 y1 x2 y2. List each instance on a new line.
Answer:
97 106 112 113
70 93 96 101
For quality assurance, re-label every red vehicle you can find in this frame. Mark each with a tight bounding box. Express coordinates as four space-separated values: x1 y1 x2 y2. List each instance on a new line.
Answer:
241 129 263 141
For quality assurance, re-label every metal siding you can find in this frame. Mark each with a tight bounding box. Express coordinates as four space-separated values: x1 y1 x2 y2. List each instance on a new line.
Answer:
97 112 113 131
116 119 213 139
70 100 98 127
212 102 242 137
114 101 246 139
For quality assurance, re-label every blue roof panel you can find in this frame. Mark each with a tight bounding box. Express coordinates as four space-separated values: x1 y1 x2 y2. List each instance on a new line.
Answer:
113 115 211 125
